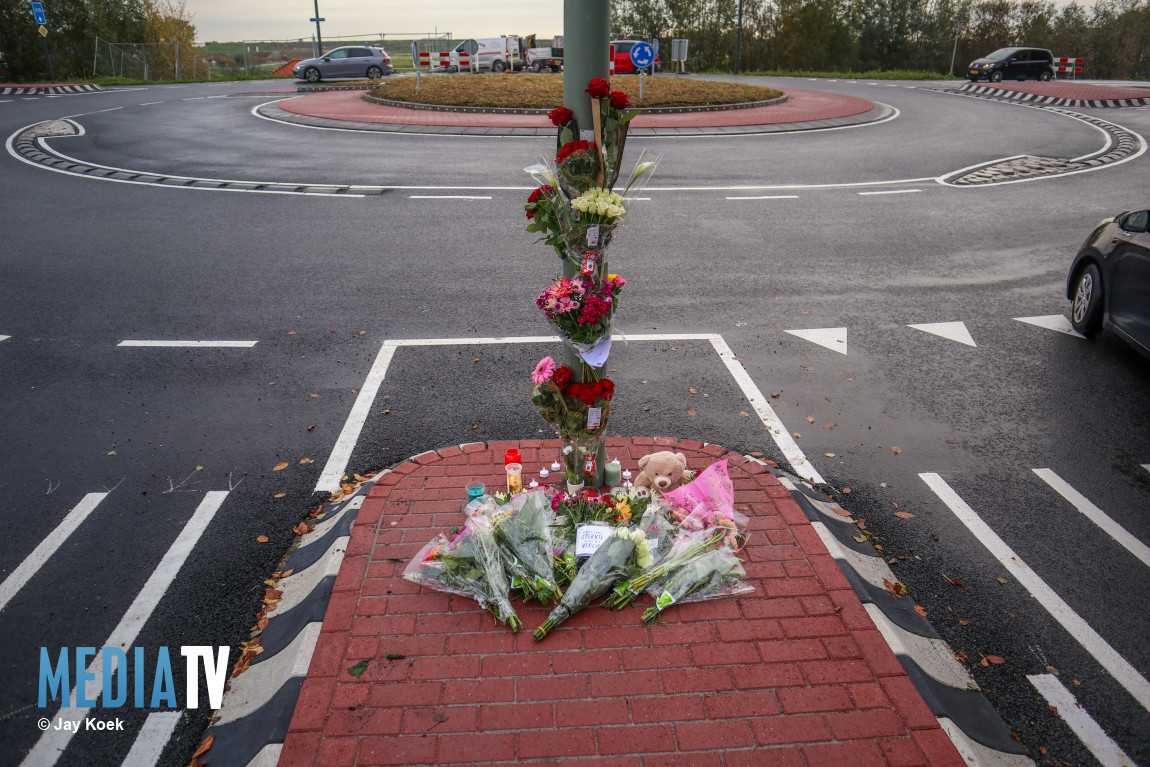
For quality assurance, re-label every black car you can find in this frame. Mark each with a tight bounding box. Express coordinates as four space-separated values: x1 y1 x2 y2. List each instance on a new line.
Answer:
1067 209 1150 359
967 47 1054 82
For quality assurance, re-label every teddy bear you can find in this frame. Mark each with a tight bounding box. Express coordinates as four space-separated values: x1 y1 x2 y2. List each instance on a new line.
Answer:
632 451 695 498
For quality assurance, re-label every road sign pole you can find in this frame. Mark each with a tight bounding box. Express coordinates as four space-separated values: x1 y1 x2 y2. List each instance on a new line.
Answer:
312 0 324 57
39 32 53 80
949 20 965 78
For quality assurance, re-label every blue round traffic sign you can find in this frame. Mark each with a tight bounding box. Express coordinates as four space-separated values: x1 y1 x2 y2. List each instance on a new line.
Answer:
630 42 654 69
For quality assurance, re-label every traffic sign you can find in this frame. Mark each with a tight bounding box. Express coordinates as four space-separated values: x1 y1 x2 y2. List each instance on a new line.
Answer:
31 1 46 24
309 17 324 22
39 24 47 36
629 41 654 70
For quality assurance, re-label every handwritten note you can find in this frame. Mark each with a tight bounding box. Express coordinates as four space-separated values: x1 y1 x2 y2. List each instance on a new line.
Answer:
575 525 610 556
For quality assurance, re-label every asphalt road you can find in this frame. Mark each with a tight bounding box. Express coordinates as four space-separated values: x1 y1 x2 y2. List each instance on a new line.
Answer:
0 76 1147 766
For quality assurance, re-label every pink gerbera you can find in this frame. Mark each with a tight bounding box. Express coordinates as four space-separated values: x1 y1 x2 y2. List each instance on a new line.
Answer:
532 356 557 384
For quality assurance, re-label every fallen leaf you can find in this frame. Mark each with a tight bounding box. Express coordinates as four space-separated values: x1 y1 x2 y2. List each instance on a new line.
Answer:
765 460 778 467
892 446 902 454
307 424 315 431
883 579 907 598
1073 679 1080 686
359 331 366 335
750 452 763 458
1046 666 1059 676
192 735 214 759
842 487 851 494
832 507 851 517
892 502 899 508
770 392 780 398
257 616 269 630
805 416 815 423
959 620 970 626
347 659 370 679
986 655 1006 665
825 453 836 458
955 650 968 662
281 569 294 577
792 432 801 438
853 535 868 543
981 657 988 667
800 311 811 315
472 424 478 429
1039 747 1047 755
432 711 448 723
107 451 116 456
256 535 269 543
274 493 286 499
914 605 928 617
995 577 1008 585
894 511 915 519
273 462 289 471
287 331 297 335
689 388 697 394
670 346 678 350
941 573 970 590
824 423 835 429
687 409 697 416
1048 705 1059 717
740 411 749 417
269 382 276 386
309 394 319 398
473 358 480 362
300 457 313 465
846 378 854 382
643 407 650 411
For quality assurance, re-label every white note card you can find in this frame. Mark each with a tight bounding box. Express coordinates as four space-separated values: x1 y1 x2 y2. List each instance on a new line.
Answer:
586 407 602 429
580 129 595 143
575 526 610 556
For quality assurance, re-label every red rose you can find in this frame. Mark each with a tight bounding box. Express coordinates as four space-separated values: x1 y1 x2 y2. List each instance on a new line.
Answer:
609 90 629 109
564 384 579 399
526 208 535 220
549 106 574 127
552 366 573 389
586 78 610 99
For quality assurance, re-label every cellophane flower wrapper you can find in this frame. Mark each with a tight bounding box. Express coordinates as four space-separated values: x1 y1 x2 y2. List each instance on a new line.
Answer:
641 547 753 623
603 526 728 609
534 525 650 640
536 274 625 355
487 489 562 604
403 517 522 632
662 459 748 546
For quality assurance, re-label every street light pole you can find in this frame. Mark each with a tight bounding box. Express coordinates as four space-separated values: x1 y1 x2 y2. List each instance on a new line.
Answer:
948 20 965 77
312 0 324 56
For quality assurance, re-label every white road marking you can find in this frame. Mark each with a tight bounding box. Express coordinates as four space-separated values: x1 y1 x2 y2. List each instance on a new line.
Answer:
1033 468 1150 568
181 96 206 100
318 333 822 492
858 189 922 195
120 711 183 767
117 340 257 348
1143 464 1150 475
1027 674 1136 767
908 321 977 347
139 101 163 106
0 493 109 613
709 335 824 485
725 195 800 200
920 472 1150 712
21 491 229 767
784 327 848 355
1015 314 1085 338
0 335 9 342
408 195 491 200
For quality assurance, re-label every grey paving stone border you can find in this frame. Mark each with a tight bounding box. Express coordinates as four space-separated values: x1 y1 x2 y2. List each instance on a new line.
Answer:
362 92 788 115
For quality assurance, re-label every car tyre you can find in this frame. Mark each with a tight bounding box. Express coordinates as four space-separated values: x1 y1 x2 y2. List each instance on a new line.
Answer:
367 65 383 79
493 60 506 73
990 70 1003 82
1039 70 1052 81
1071 263 1105 336
305 67 321 83
532 61 543 73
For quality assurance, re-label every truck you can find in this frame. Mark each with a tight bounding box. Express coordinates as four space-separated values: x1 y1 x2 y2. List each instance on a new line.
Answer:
526 35 563 72
451 35 523 72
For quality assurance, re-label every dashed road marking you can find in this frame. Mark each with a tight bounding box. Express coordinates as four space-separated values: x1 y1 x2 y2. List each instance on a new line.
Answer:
1015 314 1085 338
121 711 183 767
785 327 848 355
1033 468 1150 568
117 340 258 348
21 490 229 767
1027 674 1136 767
408 195 492 199
858 188 922 195
0 492 109 613
920 472 1150 713
908 321 977 347
725 194 799 200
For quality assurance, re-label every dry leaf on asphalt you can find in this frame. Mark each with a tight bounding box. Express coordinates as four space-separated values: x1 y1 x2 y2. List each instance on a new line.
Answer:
307 424 315 431
824 423 835 429
914 605 928 617
273 462 289 471
740 411 749 417
771 392 780 398
832 507 851 517
955 650 968 662
894 511 915 519
274 493 286 499
192 736 214 759
825 453 836 458
941 573 970 590
256 535 269 543
883 579 907 598
805 416 815 423
986 655 1006 664
792 432 801 438
842 487 851 494
689 388 697 394
959 619 970 626
892 446 903 454
687 409 697 416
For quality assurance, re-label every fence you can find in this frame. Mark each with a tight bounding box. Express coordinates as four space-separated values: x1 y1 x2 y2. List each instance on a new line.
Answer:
1054 57 1084 79
93 38 210 81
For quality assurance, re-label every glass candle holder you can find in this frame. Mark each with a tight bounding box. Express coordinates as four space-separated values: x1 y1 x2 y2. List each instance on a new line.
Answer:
505 463 523 494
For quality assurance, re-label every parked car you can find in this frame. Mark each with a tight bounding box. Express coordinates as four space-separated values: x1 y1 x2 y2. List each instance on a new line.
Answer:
452 37 522 72
292 46 392 83
967 47 1054 82
611 40 660 74
1066 209 1150 359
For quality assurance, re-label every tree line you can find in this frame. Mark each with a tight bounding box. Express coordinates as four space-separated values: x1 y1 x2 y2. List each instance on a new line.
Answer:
614 0 1150 78
0 0 195 80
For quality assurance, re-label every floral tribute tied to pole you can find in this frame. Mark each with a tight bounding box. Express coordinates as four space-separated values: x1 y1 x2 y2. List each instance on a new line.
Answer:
402 77 750 638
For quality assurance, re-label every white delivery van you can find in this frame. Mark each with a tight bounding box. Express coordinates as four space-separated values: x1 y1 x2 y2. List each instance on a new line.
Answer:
453 36 521 72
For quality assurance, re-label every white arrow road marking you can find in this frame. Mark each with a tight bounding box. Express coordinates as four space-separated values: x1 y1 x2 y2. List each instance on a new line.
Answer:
0 335 9 342
920 473 1150 713
1027 675 1136 767
0 493 109 613
907 321 977 347
1015 315 1086 338
21 491 228 767
784 327 848 355
1033 468 1150 568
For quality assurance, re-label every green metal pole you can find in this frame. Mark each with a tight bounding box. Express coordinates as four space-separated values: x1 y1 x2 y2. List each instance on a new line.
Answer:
562 0 611 490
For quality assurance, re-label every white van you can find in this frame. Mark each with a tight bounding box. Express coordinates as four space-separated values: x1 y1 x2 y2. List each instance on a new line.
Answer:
453 36 521 72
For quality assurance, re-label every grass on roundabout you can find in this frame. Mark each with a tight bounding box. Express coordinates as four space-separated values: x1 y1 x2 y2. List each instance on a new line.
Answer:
367 73 783 109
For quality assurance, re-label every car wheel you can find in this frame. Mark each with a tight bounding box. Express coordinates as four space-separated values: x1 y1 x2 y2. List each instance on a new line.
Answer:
1039 70 1052 81
367 66 383 79
990 70 1003 82
531 61 543 73
1071 263 1105 336
305 67 321 83
493 60 506 73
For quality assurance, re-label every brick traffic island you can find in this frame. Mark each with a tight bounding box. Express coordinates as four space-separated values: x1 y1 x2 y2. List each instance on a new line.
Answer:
278 438 966 766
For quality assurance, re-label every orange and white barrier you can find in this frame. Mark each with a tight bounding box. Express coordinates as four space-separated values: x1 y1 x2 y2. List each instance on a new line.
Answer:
1054 56 1084 74
609 44 615 76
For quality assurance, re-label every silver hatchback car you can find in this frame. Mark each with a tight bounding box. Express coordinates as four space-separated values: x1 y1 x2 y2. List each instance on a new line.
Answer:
293 46 393 82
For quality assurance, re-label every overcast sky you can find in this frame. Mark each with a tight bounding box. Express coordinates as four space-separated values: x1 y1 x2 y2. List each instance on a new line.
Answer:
186 0 565 44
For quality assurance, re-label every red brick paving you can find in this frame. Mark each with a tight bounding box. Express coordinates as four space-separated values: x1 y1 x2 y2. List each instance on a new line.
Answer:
276 88 875 129
278 439 966 766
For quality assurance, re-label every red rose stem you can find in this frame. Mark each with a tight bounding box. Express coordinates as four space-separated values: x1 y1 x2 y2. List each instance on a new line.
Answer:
591 103 605 188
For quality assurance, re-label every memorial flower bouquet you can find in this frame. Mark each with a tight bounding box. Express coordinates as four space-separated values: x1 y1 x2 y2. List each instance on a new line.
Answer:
640 546 752 623
603 526 729 609
487 489 563 604
536 274 625 346
403 518 522 631
531 357 615 487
